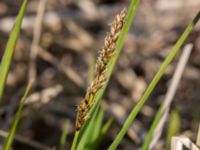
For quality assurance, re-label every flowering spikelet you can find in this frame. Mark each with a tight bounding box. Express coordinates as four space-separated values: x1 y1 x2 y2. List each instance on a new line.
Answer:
76 9 127 131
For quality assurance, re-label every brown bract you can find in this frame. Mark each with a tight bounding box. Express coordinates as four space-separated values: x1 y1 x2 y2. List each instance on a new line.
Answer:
75 8 127 131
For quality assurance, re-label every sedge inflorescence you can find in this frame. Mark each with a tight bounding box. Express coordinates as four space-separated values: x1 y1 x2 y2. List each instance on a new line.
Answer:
76 8 127 131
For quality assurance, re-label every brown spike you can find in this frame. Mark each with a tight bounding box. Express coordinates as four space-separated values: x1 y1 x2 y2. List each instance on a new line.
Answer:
75 8 127 131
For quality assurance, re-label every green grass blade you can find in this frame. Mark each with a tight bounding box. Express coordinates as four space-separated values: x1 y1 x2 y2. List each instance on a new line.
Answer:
0 0 27 101
141 44 192 150
166 110 181 149
59 120 69 150
3 83 32 150
141 104 164 150
71 103 101 150
96 118 113 146
90 116 113 150
76 106 104 150
101 118 113 138
71 130 79 150
108 11 200 150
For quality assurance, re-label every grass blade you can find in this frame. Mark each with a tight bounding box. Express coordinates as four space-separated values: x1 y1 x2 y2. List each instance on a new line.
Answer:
166 110 181 149
0 0 27 101
71 130 79 150
3 83 32 150
108 11 200 150
141 105 164 150
97 118 113 145
101 118 113 138
71 103 101 150
141 44 193 150
59 120 69 150
76 106 104 150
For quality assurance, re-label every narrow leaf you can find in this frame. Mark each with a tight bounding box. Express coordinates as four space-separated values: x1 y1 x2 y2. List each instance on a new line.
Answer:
76 107 104 150
3 83 32 150
166 110 181 149
101 118 113 138
141 44 193 150
0 0 27 101
59 120 69 150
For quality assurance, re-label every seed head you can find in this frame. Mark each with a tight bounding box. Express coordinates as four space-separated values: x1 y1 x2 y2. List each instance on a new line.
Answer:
75 8 127 131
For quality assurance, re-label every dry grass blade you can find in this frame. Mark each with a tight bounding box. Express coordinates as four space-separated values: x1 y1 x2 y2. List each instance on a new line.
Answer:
171 136 200 150
75 9 127 131
29 0 47 83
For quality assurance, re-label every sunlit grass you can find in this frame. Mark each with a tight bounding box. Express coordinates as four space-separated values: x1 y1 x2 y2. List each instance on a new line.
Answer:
0 0 27 101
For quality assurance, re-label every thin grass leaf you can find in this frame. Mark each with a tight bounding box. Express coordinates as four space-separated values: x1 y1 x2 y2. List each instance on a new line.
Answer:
59 120 69 150
0 0 27 101
85 118 114 150
101 118 113 138
96 118 113 146
76 106 104 150
108 11 200 150
72 113 112 150
71 129 79 150
166 110 181 149
141 104 164 150
141 44 193 150
3 83 32 150
71 103 101 150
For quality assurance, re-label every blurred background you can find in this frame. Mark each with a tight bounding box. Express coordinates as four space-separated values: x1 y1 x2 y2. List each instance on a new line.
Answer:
0 0 200 149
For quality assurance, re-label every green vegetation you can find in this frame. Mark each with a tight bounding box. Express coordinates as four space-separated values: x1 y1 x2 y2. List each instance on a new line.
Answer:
0 0 199 149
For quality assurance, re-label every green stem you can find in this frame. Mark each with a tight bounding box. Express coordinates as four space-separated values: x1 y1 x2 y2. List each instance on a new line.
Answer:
0 0 27 101
3 82 32 150
59 120 69 150
141 104 164 150
71 131 79 150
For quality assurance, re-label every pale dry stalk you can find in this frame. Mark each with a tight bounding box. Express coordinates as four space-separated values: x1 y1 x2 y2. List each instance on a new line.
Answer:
75 9 127 131
29 0 47 83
